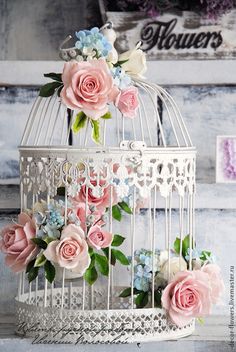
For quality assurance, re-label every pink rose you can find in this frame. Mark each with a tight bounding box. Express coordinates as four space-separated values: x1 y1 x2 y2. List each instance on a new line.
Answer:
201 264 225 304
44 224 90 276
60 59 119 120
161 270 212 327
70 202 90 231
73 180 117 212
0 213 39 273
87 225 112 250
115 86 139 119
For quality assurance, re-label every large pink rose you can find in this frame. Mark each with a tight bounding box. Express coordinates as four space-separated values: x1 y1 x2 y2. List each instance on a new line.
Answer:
161 270 212 327
44 224 90 276
73 180 117 212
201 264 225 304
0 213 39 273
87 225 113 250
60 59 119 120
115 86 139 119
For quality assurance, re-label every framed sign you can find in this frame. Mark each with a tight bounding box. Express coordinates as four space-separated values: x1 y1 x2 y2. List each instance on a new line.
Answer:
216 135 236 183
101 7 236 60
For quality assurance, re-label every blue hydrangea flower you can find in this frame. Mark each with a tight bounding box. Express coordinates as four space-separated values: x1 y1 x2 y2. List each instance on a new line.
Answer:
134 277 149 292
132 248 161 292
47 208 64 228
110 66 131 89
185 248 202 261
42 204 65 237
75 27 112 59
44 223 61 238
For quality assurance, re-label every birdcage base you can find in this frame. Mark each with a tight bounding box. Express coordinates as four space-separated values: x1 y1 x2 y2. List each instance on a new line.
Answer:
15 286 195 344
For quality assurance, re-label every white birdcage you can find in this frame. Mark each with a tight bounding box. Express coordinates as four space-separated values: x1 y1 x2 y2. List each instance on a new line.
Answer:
15 26 196 344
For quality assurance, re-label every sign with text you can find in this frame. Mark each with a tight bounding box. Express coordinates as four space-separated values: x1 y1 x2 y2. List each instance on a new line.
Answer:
106 10 236 60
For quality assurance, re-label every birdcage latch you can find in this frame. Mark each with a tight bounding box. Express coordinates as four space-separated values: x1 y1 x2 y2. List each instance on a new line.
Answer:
120 140 147 150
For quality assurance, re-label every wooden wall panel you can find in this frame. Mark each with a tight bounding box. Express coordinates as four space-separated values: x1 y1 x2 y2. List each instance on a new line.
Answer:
0 0 102 60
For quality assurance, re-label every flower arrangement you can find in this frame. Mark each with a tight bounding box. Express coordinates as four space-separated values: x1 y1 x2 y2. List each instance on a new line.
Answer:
110 0 235 19
39 25 147 144
120 234 224 327
0 182 134 285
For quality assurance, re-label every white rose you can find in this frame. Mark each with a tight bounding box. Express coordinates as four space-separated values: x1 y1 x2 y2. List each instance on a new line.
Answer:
160 257 187 281
118 44 147 78
159 250 169 267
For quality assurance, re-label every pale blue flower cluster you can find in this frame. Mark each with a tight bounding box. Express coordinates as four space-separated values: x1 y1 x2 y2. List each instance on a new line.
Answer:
185 248 202 261
132 249 160 292
34 202 65 238
110 66 131 89
75 27 112 58
44 204 64 237
185 248 216 264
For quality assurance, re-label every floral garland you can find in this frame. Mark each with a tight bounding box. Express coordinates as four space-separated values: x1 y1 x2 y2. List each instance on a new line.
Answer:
0 182 134 285
120 234 224 327
39 26 147 144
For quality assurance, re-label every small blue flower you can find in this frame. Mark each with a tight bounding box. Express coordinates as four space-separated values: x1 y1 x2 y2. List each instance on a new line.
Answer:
110 66 131 89
134 277 149 292
185 248 202 261
75 27 112 59
44 223 60 238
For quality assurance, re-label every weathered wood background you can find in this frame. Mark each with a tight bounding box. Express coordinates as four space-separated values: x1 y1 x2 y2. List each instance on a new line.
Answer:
0 0 236 322
0 0 102 60
103 8 236 60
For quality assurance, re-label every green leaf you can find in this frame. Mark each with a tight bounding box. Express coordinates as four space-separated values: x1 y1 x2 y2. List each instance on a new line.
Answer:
114 59 129 67
112 249 129 265
102 248 116 266
72 112 87 134
119 287 131 298
26 259 36 273
100 112 112 119
28 266 39 283
84 266 98 285
174 234 195 258
31 238 47 249
44 72 62 82
200 250 211 261
44 261 56 283
57 186 65 196
135 292 149 308
119 287 142 297
44 237 56 245
154 289 162 308
197 317 205 325
90 119 101 144
111 234 125 247
34 254 47 267
118 201 133 214
95 253 109 276
39 81 62 97
88 247 94 255
112 205 122 222
174 237 180 253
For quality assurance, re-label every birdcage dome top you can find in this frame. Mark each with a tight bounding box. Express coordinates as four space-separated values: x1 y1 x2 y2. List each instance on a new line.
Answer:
20 23 194 155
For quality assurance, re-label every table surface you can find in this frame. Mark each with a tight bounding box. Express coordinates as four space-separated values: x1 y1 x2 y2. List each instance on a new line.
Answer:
0 314 234 352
